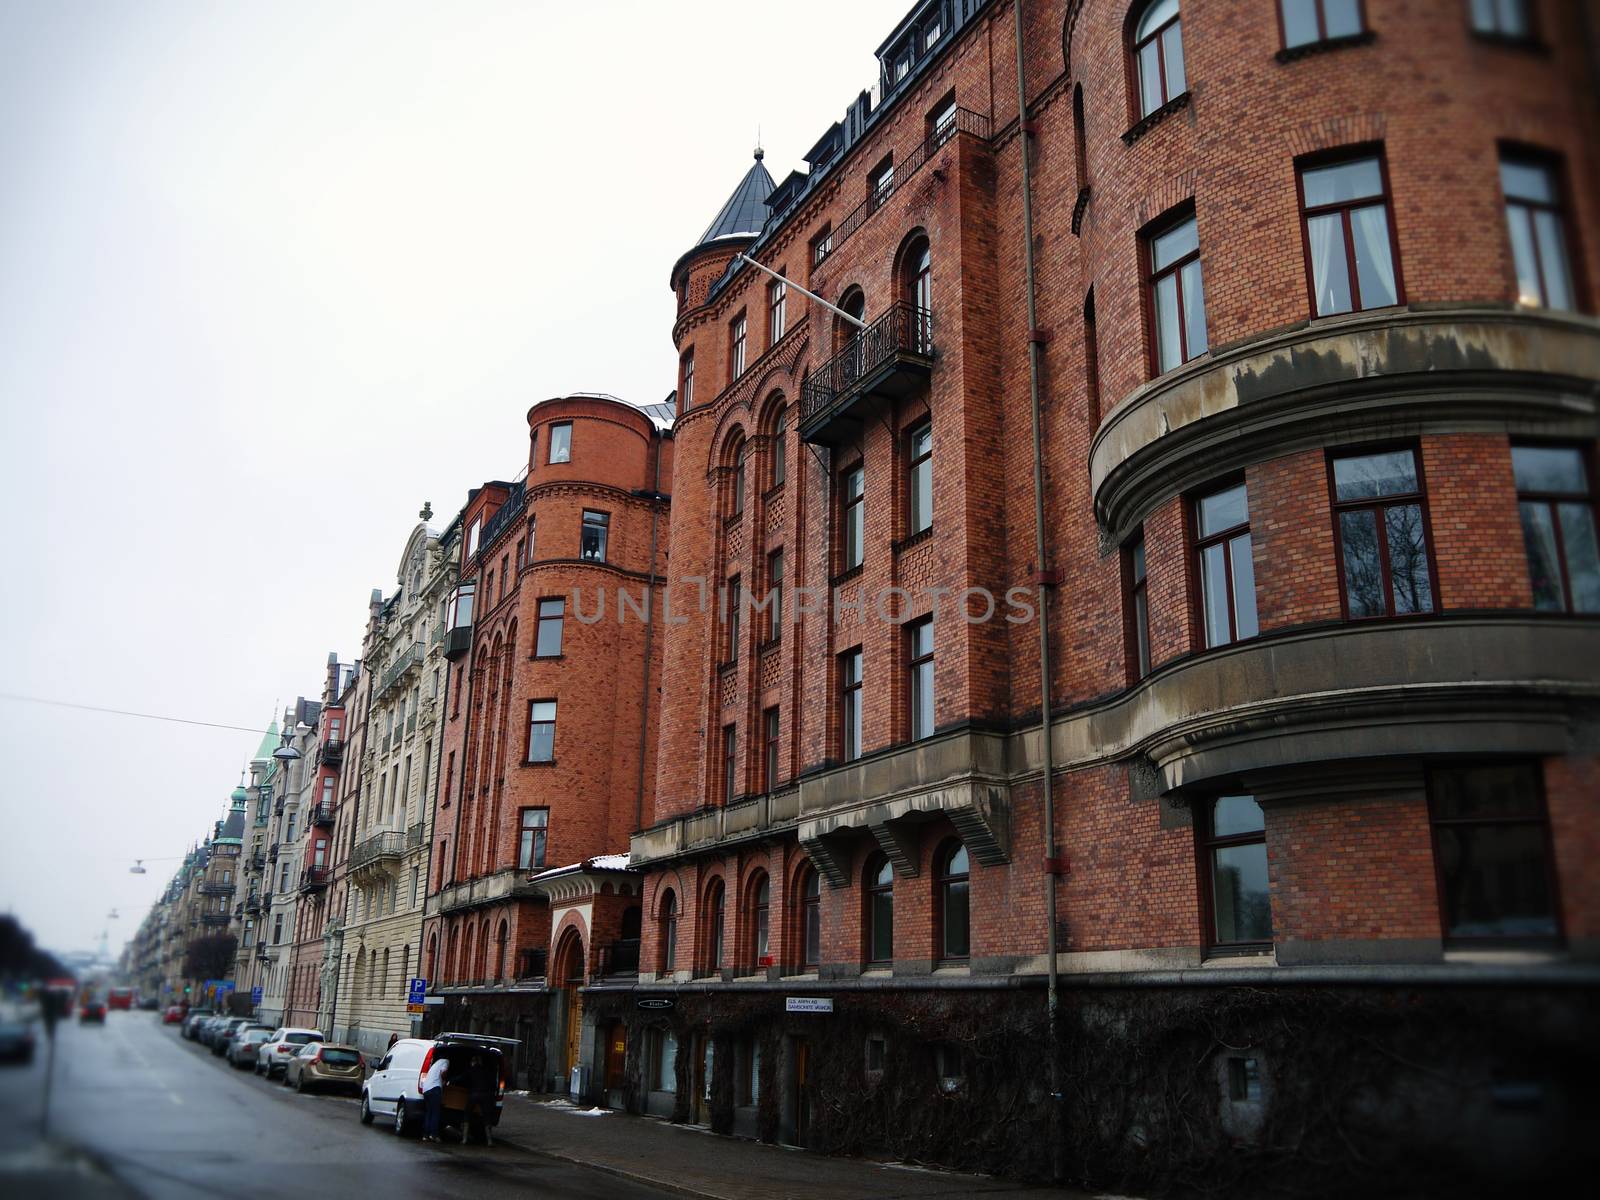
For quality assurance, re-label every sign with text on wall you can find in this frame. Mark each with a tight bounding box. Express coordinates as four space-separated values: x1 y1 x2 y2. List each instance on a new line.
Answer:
407 978 427 1005
785 997 834 1014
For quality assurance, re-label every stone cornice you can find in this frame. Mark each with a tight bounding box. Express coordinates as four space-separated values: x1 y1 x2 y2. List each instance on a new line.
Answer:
1091 306 1600 543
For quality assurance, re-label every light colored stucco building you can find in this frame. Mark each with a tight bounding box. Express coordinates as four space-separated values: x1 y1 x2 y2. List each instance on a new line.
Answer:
333 508 459 1054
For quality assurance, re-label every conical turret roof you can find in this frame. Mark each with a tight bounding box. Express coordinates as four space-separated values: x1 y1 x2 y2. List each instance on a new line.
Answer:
693 149 775 249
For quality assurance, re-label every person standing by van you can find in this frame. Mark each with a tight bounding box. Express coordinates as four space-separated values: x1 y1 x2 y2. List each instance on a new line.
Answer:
420 1052 449 1142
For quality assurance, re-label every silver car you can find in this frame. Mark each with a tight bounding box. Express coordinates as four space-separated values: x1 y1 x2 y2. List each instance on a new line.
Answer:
228 1026 274 1068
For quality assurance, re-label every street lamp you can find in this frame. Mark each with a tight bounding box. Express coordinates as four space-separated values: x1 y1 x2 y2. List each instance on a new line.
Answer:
272 727 302 766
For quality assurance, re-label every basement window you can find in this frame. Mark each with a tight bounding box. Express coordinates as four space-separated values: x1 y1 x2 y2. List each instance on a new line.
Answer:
1227 1056 1261 1103
935 1045 963 1093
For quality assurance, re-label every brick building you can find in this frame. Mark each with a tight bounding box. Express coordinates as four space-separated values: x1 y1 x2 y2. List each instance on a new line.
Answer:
421 393 673 1091
295 657 363 1037
554 0 1600 1193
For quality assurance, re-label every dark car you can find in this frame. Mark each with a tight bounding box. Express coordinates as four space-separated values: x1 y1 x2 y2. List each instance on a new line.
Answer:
181 1008 214 1040
394 1033 517 1144
0 1007 37 1064
212 1017 252 1056
79 998 108 1024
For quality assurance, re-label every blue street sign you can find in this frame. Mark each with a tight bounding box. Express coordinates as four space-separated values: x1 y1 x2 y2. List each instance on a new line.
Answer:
251 986 263 1004
407 978 426 1004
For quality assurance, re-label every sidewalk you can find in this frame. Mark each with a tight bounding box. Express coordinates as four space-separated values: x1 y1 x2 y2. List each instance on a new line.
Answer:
493 1093 1098 1200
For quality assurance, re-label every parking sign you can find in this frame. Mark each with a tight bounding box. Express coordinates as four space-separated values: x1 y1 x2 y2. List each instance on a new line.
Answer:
251 986 263 1004
407 977 426 1004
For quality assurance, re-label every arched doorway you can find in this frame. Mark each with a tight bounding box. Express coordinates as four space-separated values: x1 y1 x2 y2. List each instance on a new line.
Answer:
551 928 586 1092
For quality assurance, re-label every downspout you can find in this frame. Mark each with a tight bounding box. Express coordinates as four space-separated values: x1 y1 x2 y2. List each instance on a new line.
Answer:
634 430 666 833
1012 0 1064 1184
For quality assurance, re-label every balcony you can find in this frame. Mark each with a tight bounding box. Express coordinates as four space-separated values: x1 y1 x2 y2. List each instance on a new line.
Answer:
350 830 406 870
267 843 279 863
317 738 345 767
598 939 640 977
309 803 335 827
374 642 423 703
248 853 265 872
407 821 425 850
200 913 230 928
799 302 934 445
299 867 329 892
198 883 235 897
244 894 262 914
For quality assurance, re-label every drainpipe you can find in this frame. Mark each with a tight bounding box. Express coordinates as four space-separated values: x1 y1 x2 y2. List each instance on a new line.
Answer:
1012 0 1064 1184
634 430 667 833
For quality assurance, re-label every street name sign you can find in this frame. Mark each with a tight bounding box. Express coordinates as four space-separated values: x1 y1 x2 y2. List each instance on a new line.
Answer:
785 997 833 1013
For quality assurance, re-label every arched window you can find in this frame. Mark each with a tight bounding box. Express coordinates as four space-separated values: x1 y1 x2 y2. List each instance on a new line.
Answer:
495 920 509 982
660 889 679 972
800 866 821 970
768 401 788 489
427 932 438 983
381 947 390 998
865 855 894 964
748 873 771 966
835 287 866 353
1131 0 1185 119
901 236 932 350
731 439 747 517
705 879 726 973
1072 83 1088 190
462 925 475 984
937 842 970 961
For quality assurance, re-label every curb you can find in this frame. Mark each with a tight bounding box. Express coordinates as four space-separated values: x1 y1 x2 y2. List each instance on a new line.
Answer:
493 1133 731 1200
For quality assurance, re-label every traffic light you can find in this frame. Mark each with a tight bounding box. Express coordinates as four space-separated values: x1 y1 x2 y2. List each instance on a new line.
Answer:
183 986 191 994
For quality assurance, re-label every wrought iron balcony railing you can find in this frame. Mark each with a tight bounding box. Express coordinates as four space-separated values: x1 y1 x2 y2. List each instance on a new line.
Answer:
350 830 406 870
317 738 345 767
198 883 235 897
299 867 329 892
309 803 335 827
799 302 934 444
375 642 423 703
200 912 230 927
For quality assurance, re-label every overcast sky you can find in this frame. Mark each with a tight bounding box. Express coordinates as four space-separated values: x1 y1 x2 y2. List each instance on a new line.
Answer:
0 0 908 959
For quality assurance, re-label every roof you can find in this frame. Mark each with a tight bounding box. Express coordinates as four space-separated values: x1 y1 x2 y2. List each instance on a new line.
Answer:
251 719 280 763
638 397 676 430
694 150 775 248
527 853 634 884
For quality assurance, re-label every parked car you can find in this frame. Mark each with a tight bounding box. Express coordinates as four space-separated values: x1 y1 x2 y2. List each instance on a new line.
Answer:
201 1015 235 1048
211 1017 253 1057
79 998 108 1024
363 1033 516 1142
162 1005 186 1025
0 1006 37 1064
138 995 161 1011
228 1026 274 1068
285 1042 365 1095
181 1008 214 1040
196 1016 223 1046
256 1028 324 1078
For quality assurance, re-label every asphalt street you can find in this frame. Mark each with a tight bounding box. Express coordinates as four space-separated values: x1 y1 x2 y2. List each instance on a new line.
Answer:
0 1010 676 1200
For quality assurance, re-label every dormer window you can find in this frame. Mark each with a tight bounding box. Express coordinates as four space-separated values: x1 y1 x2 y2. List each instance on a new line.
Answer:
466 518 481 559
924 11 943 47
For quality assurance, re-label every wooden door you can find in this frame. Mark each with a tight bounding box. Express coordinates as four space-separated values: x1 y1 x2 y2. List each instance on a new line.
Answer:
604 1022 627 1098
